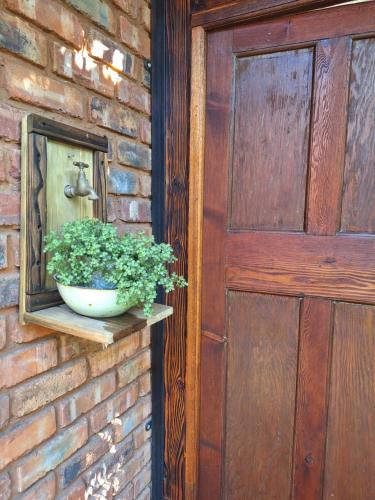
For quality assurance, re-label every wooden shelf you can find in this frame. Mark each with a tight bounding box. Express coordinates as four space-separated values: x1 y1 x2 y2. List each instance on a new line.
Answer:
24 303 173 345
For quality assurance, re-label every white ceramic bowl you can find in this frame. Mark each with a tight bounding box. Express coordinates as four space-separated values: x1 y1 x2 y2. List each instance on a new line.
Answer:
56 282 139 318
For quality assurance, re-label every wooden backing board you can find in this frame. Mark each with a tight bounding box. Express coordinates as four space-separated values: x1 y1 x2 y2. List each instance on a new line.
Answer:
24 303 173 345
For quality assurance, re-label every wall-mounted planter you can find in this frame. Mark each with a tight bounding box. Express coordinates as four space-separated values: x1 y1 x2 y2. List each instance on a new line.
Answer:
20 114 172 344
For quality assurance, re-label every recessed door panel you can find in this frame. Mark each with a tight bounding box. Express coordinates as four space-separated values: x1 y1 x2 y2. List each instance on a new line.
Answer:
341 38 375 233
224 292 300 498
230 49 312 231
324 302 375 499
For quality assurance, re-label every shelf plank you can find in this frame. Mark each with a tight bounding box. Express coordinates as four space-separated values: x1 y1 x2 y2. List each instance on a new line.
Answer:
24 303 173 345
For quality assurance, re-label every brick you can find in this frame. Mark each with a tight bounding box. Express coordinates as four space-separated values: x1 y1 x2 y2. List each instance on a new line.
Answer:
110 441 151 494
142 62 151 89
114 482 133 500
117 198 151 223
118 140 151 170
118 350 151 387
117 78 150 114
66 0 116 34
133 422 151 449
5 0 83 49
53 43 74 80
12 419 88 493
89 97 137 137
83 435 133 494
8 232 20 268
0 104 23 142
89 382 138 434
5 64 84 118
109 167 139 195
139 117 151 145
87 332 140 377
0 273 19 308
57 435 109 489
133 464 151 497
112 0 138 18
140 328 151 348
113 395 151 443
7 311 52 343
141 3 151 32
139 173 151 197
120 17 150 59
0 393 9 430
107 196 117 223
11 359 87 417
138 371 151 397
137 486 151 500
0 191 20 225
56 371 116 427
0 11 47 66
0 472 11 499
0 145 21 182
59 334 99 362
73 54 115 98
0 407 56 470
0 315 6 350
15 472 56 500
55 479 86 500
0 234 6 269
0 338 58 389
87 29 135 78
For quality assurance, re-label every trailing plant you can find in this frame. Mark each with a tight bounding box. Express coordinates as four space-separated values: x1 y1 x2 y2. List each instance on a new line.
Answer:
44 218 187 316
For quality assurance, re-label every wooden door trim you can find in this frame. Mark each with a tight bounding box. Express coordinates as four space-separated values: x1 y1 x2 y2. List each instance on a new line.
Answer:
192 0 346 29
186 2 367 498
186 26 206 500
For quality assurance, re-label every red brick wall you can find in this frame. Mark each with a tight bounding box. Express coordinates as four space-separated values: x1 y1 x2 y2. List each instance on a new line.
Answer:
0 0 152 498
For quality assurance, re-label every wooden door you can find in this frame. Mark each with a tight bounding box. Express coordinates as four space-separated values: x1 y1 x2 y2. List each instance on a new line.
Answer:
199 2 375 498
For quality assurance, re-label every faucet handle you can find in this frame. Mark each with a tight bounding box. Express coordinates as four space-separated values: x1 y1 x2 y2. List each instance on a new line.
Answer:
73 161 89 170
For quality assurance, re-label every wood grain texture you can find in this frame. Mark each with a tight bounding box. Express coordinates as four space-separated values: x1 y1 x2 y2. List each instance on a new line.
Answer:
341 38 375 233
233 2 375 52
163 1 191 498
192 0 341 28
198 333 226 500
226 231 375 303
225 292 300 499
26 114 108 151
186 26 206 500
230 48 312 231
27 133 47 295
45 140 94 290
324 302 375 499
201 29 233 337
293 298 333 500
24 303 173 345
306 38 351 235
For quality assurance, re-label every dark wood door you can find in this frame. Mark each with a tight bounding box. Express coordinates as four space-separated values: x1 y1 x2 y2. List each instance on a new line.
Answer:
199 2 375 498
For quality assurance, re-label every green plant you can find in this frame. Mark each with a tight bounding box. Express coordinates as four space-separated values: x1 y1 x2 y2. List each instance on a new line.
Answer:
44 218 187 316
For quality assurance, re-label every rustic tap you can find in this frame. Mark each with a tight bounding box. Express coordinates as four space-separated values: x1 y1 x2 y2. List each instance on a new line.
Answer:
64 161 99 200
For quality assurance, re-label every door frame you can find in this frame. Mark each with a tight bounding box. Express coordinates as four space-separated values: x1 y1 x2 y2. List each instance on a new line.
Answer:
186 1 361 498
153 0 357 498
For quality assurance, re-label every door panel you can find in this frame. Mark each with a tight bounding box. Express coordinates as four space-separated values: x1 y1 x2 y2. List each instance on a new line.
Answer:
324 303 375 499
231 49 313 231
199 2 375 498
341 38 375 233
225 292 300 499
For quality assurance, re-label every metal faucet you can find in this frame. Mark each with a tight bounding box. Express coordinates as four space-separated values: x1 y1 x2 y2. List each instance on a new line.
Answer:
64 161 99 200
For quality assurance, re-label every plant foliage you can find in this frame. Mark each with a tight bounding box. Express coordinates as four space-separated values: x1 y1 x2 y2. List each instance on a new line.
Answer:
44 218 187 316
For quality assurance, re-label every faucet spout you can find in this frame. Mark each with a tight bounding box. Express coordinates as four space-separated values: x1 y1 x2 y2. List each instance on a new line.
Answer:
64 161 99 201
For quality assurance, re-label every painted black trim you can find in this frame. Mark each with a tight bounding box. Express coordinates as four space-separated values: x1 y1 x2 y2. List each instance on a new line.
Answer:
151 0 166 498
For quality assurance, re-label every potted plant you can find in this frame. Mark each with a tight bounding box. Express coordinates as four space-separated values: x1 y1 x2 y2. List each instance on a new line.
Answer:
43 218 187 318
